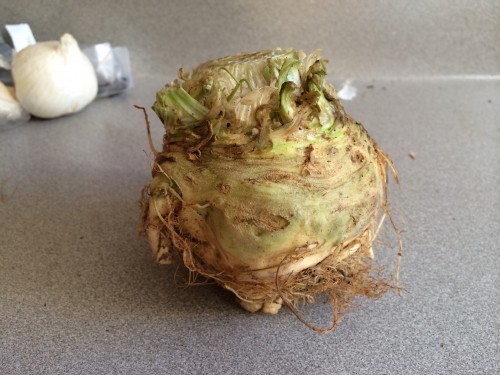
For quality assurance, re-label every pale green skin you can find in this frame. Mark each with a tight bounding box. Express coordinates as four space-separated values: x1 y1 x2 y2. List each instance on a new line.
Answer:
147 49 385 277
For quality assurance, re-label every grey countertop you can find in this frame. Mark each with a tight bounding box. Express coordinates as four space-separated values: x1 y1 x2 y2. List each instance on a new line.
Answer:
1 75 498 374
2 2 499 373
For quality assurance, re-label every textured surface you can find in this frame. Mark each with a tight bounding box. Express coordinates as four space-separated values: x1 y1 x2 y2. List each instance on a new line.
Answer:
1 77 498 374
1 1 499 374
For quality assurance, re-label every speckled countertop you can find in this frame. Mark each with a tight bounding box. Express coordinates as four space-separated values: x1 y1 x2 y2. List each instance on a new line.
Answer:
1 76 498 374
1 1 499 373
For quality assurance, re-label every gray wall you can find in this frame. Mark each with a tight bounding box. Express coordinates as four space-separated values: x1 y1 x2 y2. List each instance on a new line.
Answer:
1 0 499 79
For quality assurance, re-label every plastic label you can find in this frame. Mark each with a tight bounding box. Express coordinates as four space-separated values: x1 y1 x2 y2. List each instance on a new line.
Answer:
5 23 36 52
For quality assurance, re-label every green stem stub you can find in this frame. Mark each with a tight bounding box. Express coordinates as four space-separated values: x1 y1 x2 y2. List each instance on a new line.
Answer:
308 81 335 131
227 78 253 102
279 81 297 124
154 87 209 128
277 58 300 91
152 49 347 148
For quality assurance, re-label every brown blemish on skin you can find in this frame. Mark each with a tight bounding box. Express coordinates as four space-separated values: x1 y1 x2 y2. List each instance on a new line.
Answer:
351 151 365 164
219 183 231 194
233 212 290 232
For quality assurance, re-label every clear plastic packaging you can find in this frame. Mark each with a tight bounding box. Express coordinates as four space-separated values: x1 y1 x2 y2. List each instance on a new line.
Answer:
83 43 133 97
0 33 14 85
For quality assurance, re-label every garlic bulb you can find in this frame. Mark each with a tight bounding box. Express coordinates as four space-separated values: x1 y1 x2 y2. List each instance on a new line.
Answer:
11 33 98 119
0 81 29 126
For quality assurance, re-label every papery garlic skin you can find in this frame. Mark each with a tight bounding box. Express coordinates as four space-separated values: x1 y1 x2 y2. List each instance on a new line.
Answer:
11 33 98 119
0 81 29 126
